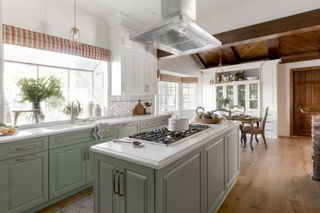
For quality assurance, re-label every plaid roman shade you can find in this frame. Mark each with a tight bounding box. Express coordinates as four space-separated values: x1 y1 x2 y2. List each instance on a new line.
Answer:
159 72 198 84
2 24 110 61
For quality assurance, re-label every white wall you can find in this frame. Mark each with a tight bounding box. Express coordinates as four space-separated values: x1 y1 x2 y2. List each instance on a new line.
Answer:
277 59 320 137
2 0 109 48
199 0 320 34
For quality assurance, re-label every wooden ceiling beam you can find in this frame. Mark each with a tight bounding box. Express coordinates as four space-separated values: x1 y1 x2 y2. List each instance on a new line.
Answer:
223 47 240 64
267 38 280 59
214 9 320 48
190 54 207 69
281 51 320 63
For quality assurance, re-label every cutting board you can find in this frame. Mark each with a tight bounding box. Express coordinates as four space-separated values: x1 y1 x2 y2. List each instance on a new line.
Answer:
133 100 145 115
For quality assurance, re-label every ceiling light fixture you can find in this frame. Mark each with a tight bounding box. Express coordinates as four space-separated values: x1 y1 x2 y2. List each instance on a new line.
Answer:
70 0 81 43
210 50 224 85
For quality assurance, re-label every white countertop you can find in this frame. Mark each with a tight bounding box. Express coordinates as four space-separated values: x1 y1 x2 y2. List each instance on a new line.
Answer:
90 121 239 170
0 113 172 144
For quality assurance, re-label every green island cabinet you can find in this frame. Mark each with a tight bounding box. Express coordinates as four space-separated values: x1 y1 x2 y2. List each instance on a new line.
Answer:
94 127 240 213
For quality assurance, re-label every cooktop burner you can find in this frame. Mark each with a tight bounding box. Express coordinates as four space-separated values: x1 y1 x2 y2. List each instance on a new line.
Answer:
129 124 210 146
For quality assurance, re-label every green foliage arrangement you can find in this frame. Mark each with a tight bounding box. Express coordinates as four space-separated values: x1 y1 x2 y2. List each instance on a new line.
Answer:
17 75 63 105
17 75 64 122
218 97 231 109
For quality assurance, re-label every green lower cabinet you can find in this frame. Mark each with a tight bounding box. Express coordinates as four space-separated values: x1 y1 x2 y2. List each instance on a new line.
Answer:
204 138 226 213
117 122 140 138
49 143 86 199
94 154 154 213
0 152 48 213
156 147 203 213
226 130 240 189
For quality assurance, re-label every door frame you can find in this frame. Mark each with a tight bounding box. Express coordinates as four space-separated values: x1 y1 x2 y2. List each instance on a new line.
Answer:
290 65 320 137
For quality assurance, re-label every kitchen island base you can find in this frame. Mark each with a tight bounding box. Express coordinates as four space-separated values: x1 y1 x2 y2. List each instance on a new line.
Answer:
92 123 240 213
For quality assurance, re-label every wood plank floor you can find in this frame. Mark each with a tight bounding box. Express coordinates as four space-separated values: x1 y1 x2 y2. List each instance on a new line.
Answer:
218 137 320 213
39 137 320 213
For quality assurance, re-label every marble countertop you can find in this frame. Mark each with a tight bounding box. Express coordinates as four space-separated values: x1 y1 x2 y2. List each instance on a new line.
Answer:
0 113 172 144
90 121 239 170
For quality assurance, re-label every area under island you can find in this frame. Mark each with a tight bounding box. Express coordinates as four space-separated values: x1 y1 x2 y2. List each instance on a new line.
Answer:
90 121 240 213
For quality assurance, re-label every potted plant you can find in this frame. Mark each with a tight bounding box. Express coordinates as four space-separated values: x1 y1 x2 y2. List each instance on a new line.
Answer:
218 97 231 109
235 71 245 81
17 75 64 123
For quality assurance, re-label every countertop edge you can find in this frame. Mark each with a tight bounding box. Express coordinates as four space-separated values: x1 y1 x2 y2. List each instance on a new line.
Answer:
0 113 172 144
90 122 239 170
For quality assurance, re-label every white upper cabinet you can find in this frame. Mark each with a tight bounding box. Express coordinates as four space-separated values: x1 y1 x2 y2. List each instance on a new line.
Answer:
110 25 157 96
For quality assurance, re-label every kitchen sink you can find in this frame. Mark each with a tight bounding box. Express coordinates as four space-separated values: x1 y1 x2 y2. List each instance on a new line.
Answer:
44 124 78 130
43 120 95 130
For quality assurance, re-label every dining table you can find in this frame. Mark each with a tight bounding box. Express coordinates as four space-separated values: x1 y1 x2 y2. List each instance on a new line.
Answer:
226 115 261 150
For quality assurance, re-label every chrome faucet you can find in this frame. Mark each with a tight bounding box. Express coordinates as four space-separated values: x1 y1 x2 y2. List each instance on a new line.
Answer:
70 100 81 124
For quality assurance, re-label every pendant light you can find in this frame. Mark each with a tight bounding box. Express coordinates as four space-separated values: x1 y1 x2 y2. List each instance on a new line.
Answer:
70 0 81 43
210 50 224 85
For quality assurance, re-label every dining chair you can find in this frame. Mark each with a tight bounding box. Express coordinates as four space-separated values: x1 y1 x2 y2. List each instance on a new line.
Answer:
230 105 246 116
242 107 269 150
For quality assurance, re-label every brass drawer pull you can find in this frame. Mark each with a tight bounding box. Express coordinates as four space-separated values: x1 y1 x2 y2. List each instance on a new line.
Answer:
119 172 124 197
113 171 120 195
15 145 41 151
15 154 37 162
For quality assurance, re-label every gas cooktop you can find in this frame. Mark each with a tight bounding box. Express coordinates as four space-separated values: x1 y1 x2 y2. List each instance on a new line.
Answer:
129 124 210 146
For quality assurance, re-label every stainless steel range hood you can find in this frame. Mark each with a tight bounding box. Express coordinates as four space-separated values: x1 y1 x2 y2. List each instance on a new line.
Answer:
130 0 221 56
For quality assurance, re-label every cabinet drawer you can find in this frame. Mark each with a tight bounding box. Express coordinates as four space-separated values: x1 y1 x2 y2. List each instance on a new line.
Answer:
49 129 95 149
0 137 48 161
156 116 170 126
117 122 140 138
141 119 157 129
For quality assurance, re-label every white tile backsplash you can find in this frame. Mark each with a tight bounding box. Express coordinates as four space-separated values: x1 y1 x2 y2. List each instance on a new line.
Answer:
108 95 154 117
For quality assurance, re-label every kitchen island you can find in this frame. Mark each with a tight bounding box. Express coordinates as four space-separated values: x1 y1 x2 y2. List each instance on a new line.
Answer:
90 121 240 213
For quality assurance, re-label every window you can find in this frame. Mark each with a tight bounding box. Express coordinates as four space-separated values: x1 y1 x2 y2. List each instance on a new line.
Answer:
3 44 108 125
158 81 178 112
182 83 197 110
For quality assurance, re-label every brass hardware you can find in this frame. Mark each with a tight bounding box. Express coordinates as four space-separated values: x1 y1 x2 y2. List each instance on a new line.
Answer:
119 172 124 197
15 145 40 151
113 171 120 195
16 154 37 162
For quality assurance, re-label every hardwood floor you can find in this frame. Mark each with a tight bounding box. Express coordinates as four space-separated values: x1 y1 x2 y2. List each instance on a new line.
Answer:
37 187 93 213
218 137 320 213
39 137 320 213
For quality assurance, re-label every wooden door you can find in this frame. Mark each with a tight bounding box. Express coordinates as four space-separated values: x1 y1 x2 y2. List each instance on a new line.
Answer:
293 68 320 136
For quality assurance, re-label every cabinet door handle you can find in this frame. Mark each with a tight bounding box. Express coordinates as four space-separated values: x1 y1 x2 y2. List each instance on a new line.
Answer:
83 148 87 161
113 171 120 195
119 172 124 197
15 154 37 162
86 148 90 160
15 145 40 151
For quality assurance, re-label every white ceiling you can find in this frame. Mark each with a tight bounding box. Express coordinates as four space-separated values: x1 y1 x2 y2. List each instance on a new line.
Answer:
58 0 264 26
58 0 320 35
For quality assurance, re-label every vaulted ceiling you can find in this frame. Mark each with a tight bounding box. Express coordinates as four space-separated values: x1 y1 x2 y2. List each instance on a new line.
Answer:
158 9 320 69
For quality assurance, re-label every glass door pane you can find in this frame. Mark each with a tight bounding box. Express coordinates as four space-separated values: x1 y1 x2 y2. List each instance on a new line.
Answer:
249 83 258 109
237 84 246 107
226 85 234 106
216 86 223 109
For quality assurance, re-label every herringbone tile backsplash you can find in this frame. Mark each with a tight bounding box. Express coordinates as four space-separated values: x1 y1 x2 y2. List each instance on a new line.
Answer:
108 95 154 117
